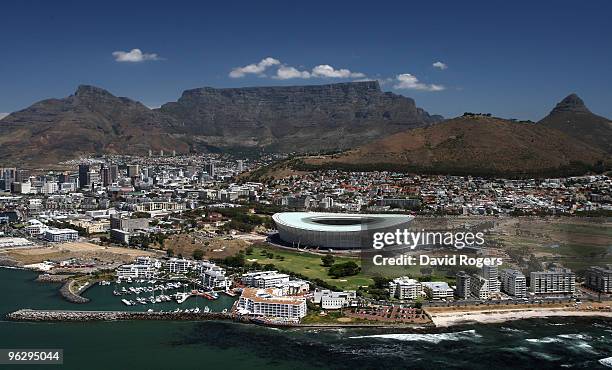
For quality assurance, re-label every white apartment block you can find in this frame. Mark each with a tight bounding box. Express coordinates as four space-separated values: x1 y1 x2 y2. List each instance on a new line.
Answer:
312 289 357 309
421 281 454 300
237 288 307 320
241 271 290 288
24 219 49 236
388 276 422 300
500 269 527 298
117 264 156 279
167 258 192 274
202 268 231 289
43 228 78 242
530 268 575 295
482 265 501 293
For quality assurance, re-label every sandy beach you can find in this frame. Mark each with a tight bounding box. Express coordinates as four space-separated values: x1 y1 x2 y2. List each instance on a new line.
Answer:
428 307 612 327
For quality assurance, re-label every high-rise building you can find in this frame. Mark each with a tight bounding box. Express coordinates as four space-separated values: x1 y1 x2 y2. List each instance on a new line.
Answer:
470 275 490 300
530 268 575 295
203 162 216 178
237 160 244 172
482 264 500 293
78 164 90 189
0 168 17 191
455 271 471 299
584 265 612 293
15 169 30 183
110 164 119 182
127 165 140 178
100 164 111 186
500 269 527 298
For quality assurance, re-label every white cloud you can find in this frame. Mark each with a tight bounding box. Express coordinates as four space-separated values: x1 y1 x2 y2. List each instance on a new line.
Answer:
112 48 161 62
274 66 311 80
230 58 366 80
393 73 445 91
0 113 9 120
311 64 365 78
229 57 280 78
432 61 448 70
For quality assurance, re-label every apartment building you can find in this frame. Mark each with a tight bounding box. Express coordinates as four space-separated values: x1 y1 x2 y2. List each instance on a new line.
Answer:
584 265 612 293
312 289 357 309
241 271 290 288
421 281 454 300
237 288 307 320
388 276 422 300
530 268 575 295
500 269 527 298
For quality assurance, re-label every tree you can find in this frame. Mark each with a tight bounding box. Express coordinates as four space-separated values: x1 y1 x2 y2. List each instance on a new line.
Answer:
328 261 360 278
192 249 204 260
321 253 335 267
166 248 175 257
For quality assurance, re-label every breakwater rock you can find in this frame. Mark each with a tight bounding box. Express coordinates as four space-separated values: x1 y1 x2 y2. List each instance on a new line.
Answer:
6 309 243 323
59 280 90 304
36 274 73 283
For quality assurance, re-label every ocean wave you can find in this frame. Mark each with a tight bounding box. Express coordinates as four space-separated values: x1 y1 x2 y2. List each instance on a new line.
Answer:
527 334 598 354
530 351 562 362
557 333 592 341
599 357 612 368
500 327 527 334
349 329 482 344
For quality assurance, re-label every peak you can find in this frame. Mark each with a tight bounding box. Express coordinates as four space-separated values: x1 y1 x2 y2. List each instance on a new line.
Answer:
74 85 114 98
550 93 591 115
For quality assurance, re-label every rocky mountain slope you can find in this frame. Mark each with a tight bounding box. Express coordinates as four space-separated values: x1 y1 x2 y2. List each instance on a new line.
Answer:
300 113 609 177
158 81 442 152
538 93 612 153
0 85 189 166
0 82 441 166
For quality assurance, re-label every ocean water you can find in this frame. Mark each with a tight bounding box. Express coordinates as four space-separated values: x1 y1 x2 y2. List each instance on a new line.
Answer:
1 267 611 370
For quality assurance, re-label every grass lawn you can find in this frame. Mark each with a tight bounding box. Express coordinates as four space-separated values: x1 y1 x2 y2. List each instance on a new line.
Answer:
248 245 373 290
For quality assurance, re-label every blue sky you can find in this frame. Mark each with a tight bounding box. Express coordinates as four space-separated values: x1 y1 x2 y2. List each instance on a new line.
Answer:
1 0 611 120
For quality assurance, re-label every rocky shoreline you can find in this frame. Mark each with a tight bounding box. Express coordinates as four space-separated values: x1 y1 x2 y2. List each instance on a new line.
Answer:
6 309 248 323
36 273 73 283
59 279 91 304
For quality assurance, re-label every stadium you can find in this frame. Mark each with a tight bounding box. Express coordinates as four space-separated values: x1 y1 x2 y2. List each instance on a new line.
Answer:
272 212 413 250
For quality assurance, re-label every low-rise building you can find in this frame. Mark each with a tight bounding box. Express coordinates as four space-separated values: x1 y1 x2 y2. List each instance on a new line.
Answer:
43 228 78 242
117 264 156 279
388 276 422 300
167 258 191 274
241 271 290 288
421 281 454 300
0 237 36 248
202 268 231 289
24 219 49 236
312 289 357 309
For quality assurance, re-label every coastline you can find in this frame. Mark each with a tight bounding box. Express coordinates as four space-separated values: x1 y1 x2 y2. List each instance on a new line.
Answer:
428 307 612 327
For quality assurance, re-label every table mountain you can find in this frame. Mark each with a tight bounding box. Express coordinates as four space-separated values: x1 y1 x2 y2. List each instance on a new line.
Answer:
0 82 441 166
538 93 612 153
158 81 442 152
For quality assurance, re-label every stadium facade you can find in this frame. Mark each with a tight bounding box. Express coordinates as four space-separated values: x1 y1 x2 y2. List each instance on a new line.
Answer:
272 212 413 250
